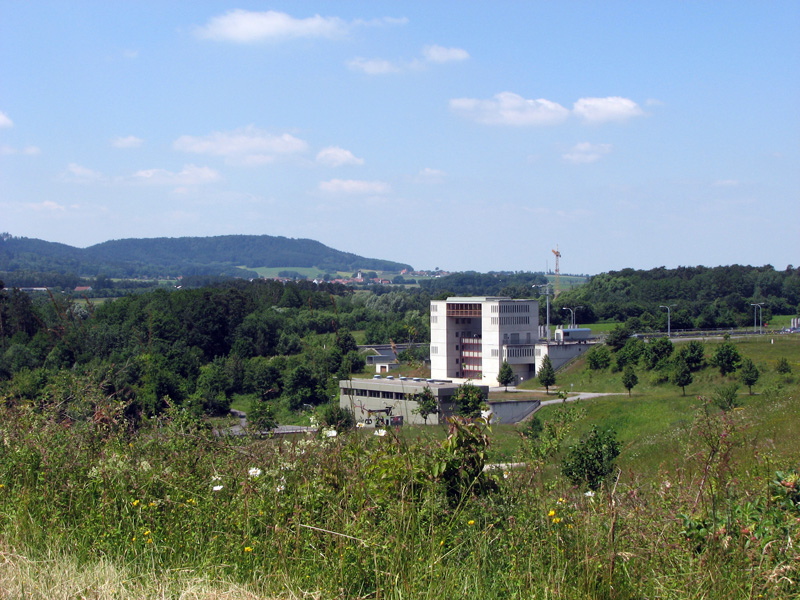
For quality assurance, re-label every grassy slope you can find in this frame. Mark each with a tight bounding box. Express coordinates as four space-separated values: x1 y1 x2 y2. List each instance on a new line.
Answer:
536 335 800 475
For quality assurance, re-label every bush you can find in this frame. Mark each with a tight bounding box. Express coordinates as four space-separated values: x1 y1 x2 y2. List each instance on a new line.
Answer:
562 426 621 491
712 382 741 411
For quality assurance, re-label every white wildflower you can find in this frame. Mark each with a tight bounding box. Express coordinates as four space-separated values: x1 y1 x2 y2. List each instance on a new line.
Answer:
585 490 595 498
248 467 262 478
374 429 387 437
212 485 223 492
325 429 338 438
356 422 365 428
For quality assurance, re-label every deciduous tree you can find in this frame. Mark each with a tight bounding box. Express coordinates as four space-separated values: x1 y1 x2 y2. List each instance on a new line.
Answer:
497 361 515 391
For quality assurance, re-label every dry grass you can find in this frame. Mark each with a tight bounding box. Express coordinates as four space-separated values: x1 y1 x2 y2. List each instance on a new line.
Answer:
0 543 292 600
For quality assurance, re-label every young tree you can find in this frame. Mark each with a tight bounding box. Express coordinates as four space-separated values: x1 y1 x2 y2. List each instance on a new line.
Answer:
671 357 693 396
452 382 486 418
497 361 515 391
586 345 612 370
710 340 741 376
248 398 277 433
562 426 621 491
712 382 740 411
739 357 760 395
677 340 706 372
622 365 638 396
413 386 439 424
776 357 792 375
643 337 674 370
537 355 556 394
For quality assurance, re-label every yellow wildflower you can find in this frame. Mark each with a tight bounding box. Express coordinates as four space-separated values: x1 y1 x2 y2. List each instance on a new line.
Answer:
244 547 253 553
548 509 555 517
132 499 140 507
552 517 562 524
468 520 475 525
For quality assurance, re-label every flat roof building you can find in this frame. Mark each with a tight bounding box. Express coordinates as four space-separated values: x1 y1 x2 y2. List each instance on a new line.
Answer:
339 377 489 427
430 296 541 386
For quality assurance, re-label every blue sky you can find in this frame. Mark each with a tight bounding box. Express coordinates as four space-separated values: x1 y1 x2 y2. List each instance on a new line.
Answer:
1 1 798 274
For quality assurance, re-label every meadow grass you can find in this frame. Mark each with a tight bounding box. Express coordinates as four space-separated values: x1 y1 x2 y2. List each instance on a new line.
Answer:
1 335 798 599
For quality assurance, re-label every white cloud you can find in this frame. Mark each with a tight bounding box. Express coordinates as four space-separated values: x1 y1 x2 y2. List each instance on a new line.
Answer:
347 57 401 75
562 142 612 164
416 168 446 183
112 135 143 148
195 10 348 42
319 179 390 194
450 92 570 126
316 146 364 167
1 145 40 156
29 200 66 212
422 45 469 63
65 163 104 182
132 164 220 185
0 111 12 128
573 97 643 123
174 126 307 165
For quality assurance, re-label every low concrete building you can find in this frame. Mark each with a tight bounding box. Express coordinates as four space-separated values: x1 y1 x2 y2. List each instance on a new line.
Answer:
339 377 540 427
339 377 489 427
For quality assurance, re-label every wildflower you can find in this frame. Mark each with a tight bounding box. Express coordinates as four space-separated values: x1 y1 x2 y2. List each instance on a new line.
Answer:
0 484 4 489
143 530 150 536
211 475 222 481
374 429 387 437
132 499 140 507
276 484 285 493
244 546 253 553
440 540 444 546
468 520 475 526
146 538 153 544
325 429 338 438
356 422 365 428
503 470 510 479
558 497 565 504
212 485 223 492
552 517 562 524
584 490 595 498
248 467 262 478
548 509 555 517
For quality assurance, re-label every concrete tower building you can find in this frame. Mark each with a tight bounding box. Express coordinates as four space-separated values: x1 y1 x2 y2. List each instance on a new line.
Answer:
430 297 540 386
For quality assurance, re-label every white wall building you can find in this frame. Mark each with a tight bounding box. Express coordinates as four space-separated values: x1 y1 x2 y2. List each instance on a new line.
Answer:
430 297 542 386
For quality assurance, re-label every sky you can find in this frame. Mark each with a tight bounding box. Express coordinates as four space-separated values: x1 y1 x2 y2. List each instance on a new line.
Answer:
1 1 798 275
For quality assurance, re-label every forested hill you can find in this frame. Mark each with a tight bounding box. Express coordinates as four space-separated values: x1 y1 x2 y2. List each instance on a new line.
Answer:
0 234 412 278
555 264 800 329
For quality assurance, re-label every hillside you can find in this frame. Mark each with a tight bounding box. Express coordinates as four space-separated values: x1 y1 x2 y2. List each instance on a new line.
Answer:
0 233 412 278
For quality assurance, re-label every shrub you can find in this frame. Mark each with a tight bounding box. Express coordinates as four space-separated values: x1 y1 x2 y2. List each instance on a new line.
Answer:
712 382 740 411
561 426 621 491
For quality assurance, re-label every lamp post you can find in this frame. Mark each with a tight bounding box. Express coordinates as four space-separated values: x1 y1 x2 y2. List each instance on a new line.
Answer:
659 304 676 338
750 303 764 335
562 307 574 329
533 284 552 342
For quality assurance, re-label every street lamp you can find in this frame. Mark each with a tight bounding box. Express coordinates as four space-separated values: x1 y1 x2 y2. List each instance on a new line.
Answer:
562 307 574 329
561 306 583 329
659 304 676 337
750 303 764 335
533 284 552 342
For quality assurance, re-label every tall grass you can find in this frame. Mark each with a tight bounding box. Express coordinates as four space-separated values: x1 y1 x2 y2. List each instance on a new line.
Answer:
1 388 798 599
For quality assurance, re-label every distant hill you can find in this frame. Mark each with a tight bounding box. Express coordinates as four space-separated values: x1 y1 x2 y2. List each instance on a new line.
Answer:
0 233 413 279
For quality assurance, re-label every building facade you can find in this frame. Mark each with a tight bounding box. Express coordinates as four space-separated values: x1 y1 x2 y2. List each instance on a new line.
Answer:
430 296 541 386
339 377 489 427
